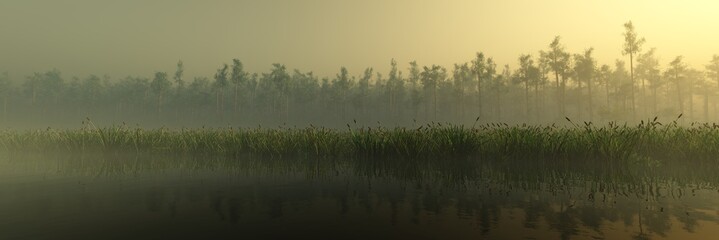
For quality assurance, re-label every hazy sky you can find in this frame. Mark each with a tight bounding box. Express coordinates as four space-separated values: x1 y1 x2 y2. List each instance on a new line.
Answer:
1 0 718 80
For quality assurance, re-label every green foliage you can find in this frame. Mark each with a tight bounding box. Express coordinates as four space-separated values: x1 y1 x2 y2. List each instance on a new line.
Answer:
3 120 719 166
150 72 171 95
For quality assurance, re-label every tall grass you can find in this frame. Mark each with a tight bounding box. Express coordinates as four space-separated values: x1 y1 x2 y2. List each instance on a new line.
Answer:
2 118 719 164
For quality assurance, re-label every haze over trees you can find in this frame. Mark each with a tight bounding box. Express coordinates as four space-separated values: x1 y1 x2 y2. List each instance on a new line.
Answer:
0 22 717 128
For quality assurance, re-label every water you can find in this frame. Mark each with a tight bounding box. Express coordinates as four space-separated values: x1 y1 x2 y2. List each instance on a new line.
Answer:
1 155 718 239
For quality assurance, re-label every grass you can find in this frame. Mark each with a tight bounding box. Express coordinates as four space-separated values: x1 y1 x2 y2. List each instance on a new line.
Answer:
1 118 719 165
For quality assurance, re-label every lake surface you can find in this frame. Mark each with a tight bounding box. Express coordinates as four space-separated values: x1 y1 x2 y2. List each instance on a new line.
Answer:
1 155 718 239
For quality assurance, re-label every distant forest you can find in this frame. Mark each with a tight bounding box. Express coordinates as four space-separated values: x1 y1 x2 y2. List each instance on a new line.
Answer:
1 22 719 128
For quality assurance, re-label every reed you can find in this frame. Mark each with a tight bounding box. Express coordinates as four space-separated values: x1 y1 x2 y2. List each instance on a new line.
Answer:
2 119 719 164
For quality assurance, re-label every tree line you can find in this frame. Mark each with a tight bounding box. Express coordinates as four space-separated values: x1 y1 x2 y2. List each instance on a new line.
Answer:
1 21 719 127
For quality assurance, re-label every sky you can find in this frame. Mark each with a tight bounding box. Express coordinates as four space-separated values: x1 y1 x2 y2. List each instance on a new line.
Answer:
0 0 718 80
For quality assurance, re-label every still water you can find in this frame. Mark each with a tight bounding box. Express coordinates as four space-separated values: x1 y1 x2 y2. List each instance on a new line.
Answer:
1 155 718 239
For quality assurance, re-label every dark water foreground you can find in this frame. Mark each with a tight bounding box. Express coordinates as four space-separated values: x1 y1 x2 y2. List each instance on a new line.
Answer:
1 155 718 240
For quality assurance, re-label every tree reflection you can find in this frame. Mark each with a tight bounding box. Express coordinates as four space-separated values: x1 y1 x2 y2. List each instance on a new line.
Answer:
5 153 719 239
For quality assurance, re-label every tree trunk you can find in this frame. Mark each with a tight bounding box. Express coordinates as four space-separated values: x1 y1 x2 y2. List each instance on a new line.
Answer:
629 53 636 120
496 90 502 121
216 91 219 115
555 71 561 117
652 87 657 116
704 90 709 122
477 75 482 119
588 76 593 122
577 79 582 120
641 78 646 119
688 78 694 121
234 84 238 114
561 77 566 117
157 92 162 117
534 82 540 122
433 87 437 121
525 79 529 119
2 96 6 122
677 76 683 116
605 82 610 109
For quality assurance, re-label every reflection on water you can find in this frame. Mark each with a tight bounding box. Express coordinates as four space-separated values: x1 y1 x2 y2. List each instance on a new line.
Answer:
0 154 718 239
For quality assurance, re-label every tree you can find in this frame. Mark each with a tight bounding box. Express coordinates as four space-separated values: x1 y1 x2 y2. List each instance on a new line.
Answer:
452 63 472 119
78 74 103 114
707 55 719 89
355 68 372 115
187 77 212 118
213 64 229 116
150 71 171 115
421 65 447 120
484 58 498 121
332 67 352 120
685 68 704 121
540 36 571 117
471 52 487 119
490 64 509 121
666 56 686 116
597 65 612 109
174 60 185 93
230 59 248 114
622 21 646 119
636 48 661 116
0 72 11 119
290 70 319 121
267 63 290 120
517 54 534 119
408 61 422 120
705 55 719 119
385 59 404 120
612 60 631 116
573 48 596 121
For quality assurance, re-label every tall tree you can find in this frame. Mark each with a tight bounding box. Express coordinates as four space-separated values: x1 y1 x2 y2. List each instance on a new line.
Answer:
597 65 612 109
332 67 352 120
493 64 511 121
80 74 103 114
484 58 498 121
685 68 704 121
471 52 487 119
386 59 405 120
230 59 248 114
150 72 171 115
707 55 719 89
356 68 373 115
408 61 422 120
517 54 534 119
540 36 571 117
666 56 687 116
421 65 446 120
622 21 646 119
267 64 290 120
0 72 11 119
612 60 631 116
574 48 596 121
213 64 229 117
636 48 661 116
706 55 719 119
452 63 472 119
174 60 185 93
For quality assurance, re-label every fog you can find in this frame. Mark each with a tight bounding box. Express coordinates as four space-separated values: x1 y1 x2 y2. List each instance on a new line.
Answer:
1 0 718 128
